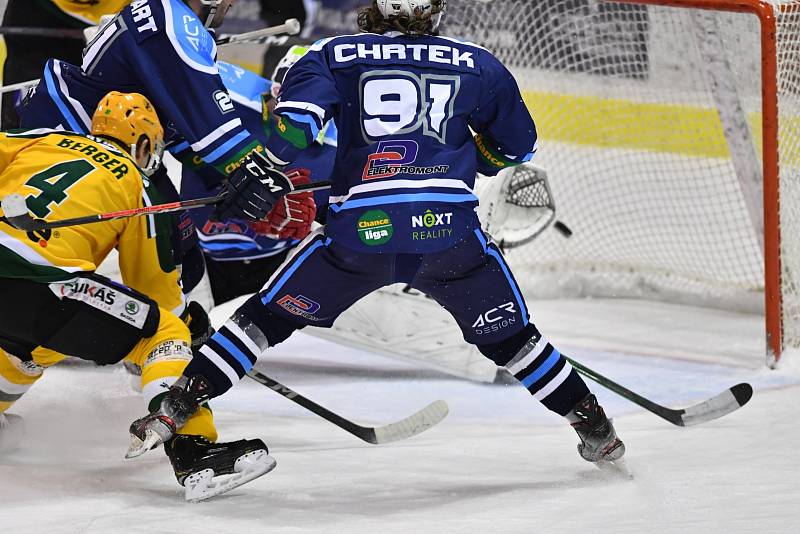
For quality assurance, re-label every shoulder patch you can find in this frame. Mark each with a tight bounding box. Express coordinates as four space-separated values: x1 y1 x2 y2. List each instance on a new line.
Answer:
161 0 218 74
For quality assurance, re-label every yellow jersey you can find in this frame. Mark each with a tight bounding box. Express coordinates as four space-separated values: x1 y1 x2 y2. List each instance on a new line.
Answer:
48 0 132 25
0 129 183 314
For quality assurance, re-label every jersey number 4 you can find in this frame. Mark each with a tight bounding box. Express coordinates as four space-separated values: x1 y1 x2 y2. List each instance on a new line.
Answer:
360 71 460 144
25 160 95 217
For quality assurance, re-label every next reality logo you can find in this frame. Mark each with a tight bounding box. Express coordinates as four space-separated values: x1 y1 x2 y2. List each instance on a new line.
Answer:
411 209 453 241
362 140 449 180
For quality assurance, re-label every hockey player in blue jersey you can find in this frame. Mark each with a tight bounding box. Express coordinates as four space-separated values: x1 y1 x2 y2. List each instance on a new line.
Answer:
18 0 318 304
176 52 334 304
19 0 263 178
126 0 627 473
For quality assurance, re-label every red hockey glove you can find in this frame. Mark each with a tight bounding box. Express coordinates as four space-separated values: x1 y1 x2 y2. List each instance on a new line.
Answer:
259 168 316 240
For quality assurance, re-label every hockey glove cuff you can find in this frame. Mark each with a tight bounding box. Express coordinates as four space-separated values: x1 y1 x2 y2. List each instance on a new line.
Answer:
214 151 293 222
180 301 215 351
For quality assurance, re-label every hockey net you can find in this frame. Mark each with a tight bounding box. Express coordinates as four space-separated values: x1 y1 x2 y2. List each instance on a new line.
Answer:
441 0 800 363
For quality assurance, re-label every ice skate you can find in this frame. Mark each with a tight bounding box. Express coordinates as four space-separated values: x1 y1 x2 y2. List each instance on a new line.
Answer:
0 413 25 454
566 394 630 477
164 434 276 502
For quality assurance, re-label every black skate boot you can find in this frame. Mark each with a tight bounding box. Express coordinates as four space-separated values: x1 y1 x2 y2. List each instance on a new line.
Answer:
566 394 628 475
165 434 276 502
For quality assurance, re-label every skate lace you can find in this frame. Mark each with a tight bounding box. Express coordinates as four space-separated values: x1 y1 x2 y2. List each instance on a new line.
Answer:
0 414 7 429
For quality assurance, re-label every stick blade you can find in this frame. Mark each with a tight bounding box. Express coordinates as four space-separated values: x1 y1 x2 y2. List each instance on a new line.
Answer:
370 400 449 444
680 383 753 427
1 194 36 231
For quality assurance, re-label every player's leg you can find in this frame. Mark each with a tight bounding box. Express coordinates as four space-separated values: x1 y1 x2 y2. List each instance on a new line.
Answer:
414 230 624 464
180 228 394 399
124 304 272 496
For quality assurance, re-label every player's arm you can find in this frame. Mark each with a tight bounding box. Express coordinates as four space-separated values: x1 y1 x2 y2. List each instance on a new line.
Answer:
263 44 340 166
121 7 262 181
212 48 336 228
468 59 538 176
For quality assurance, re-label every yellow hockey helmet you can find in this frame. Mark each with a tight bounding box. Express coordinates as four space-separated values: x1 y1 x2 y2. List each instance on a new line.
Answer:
91 91 165 176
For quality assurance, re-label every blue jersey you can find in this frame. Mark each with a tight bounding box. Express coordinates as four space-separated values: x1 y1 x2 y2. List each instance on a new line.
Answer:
19 0 260 179
179 61 336 262
266 31 537 254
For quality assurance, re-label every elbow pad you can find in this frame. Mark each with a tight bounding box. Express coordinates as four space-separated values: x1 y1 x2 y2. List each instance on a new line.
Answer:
474 133 534 176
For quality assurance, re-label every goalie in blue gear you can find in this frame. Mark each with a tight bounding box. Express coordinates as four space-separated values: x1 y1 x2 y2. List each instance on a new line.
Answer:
126 0 627 475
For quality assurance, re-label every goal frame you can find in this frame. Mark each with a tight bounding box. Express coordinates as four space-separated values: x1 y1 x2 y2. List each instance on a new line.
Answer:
608 0 784 366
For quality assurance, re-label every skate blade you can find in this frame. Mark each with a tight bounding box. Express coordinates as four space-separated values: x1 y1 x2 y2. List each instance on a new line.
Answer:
595 456 633 479
184 449 276 502
125 429 161 459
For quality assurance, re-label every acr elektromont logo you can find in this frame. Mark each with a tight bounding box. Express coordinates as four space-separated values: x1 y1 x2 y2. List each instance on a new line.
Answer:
357 209 394 245
277 294 321 321
362 139 449 180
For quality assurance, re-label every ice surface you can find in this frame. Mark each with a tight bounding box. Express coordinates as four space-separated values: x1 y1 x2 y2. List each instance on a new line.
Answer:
1 299 799 533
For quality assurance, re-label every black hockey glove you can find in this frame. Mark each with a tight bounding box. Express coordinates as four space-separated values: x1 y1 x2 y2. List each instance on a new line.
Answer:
180 301 214 351
214 151 293 222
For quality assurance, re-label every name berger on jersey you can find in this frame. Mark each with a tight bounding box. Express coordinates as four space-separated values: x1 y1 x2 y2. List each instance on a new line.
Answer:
56 137 131 179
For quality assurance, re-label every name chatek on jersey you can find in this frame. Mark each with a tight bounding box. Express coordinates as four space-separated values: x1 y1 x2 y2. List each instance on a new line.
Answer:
333 43 475 69
362 140 448 181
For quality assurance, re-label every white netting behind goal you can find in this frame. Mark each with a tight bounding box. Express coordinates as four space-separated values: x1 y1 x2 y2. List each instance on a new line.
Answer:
440 0 800 352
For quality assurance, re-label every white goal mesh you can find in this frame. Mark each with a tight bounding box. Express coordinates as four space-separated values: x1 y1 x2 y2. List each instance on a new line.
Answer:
440 0 800 361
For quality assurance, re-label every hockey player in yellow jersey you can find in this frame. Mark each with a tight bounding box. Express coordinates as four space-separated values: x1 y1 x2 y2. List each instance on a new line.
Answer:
0 91 275 501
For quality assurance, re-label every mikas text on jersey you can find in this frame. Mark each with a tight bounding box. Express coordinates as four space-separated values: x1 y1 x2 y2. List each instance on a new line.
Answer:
333 43 475 70
55 138 130 179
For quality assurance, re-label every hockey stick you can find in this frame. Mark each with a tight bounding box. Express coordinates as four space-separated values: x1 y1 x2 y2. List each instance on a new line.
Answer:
0 79 39 95
0 20 303 95
246 369 449 444
0 27 85 39
0 180 331 232
216 19 301 45
566 357 753 427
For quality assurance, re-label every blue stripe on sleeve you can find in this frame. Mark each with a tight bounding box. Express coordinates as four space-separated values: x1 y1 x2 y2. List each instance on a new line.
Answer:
43 66 83 133
280 111 321 139
203 131 251 163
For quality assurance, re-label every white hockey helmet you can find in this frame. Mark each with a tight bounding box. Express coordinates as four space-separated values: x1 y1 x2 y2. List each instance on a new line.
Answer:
376 0 446 31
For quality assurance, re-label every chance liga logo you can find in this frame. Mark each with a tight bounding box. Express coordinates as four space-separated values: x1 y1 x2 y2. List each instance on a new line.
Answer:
362 140 449 180
357 209 393 245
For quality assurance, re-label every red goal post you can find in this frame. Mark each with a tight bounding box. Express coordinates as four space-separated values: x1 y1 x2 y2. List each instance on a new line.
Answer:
440 0 800 367
609 0 785 364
